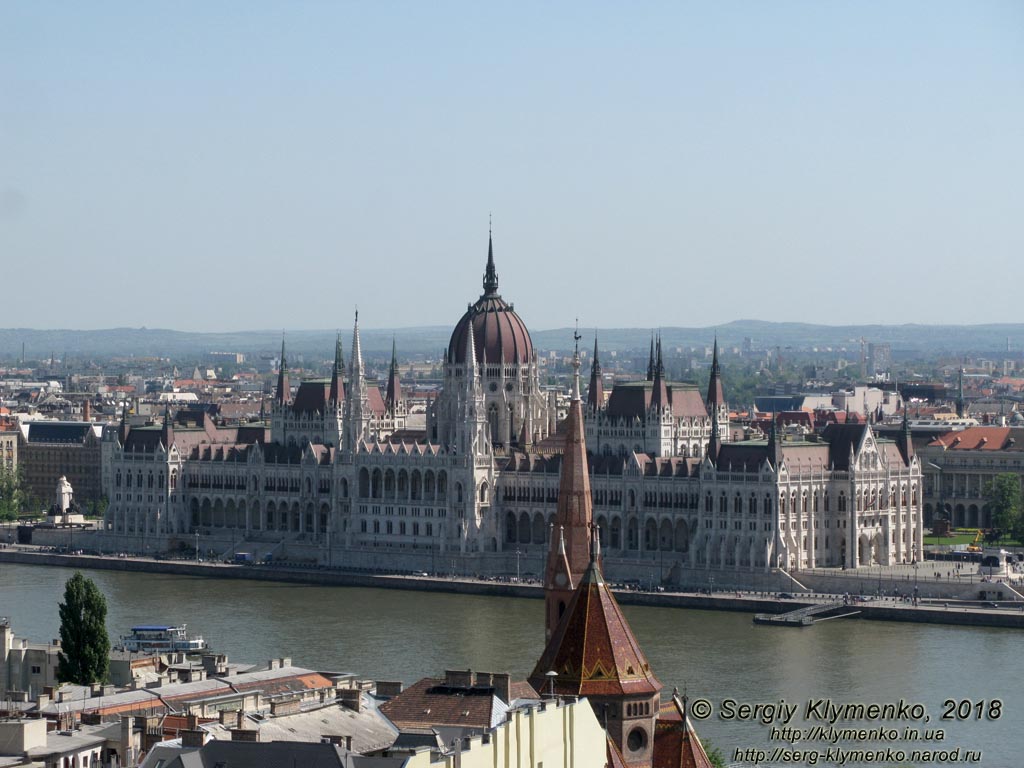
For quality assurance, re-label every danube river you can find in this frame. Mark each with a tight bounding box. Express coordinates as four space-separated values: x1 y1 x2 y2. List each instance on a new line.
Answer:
3 563 1020 766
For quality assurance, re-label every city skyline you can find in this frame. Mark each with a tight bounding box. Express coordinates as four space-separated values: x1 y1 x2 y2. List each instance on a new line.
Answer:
2 2 1021 331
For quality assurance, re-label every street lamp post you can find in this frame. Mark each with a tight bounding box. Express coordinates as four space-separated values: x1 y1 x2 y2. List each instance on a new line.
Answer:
194 530 199 563
515 548 521 582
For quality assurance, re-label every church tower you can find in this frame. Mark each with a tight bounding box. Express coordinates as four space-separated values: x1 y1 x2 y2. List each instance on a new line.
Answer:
531 530 663 768
543 341 594 640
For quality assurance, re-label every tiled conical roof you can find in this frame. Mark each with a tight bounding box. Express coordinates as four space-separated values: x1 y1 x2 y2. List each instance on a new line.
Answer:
653 693 715 768
531 536 662 698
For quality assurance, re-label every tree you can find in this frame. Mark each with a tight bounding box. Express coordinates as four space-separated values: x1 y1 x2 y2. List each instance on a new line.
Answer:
985 474 1022 540
57 572 111 685
0 464 24 522
700 738 727 768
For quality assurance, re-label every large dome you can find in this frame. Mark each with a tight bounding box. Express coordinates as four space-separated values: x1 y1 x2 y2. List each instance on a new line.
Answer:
447 235 534 365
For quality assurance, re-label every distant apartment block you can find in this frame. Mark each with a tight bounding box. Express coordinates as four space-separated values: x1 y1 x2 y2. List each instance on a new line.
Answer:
867 342 891 377
206 352 246 365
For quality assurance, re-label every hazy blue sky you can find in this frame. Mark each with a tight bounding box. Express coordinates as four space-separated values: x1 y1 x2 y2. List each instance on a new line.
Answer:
2 2 1021 333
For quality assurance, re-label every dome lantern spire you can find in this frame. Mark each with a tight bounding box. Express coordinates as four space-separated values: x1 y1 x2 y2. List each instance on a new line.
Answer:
483 216 499 296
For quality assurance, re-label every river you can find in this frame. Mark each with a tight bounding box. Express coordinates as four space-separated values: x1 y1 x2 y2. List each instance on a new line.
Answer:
2 563 1019 766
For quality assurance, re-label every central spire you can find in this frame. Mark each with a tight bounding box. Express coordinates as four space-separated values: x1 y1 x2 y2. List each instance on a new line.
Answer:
483 218 499 296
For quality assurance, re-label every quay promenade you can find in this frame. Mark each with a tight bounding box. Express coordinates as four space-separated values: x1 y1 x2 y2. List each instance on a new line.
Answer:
2 546 1023 629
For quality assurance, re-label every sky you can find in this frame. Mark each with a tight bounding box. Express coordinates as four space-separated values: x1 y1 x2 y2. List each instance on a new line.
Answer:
1 2 1022 333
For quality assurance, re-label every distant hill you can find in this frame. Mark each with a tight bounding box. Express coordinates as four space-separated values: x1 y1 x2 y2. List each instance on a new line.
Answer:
1 320 1021 363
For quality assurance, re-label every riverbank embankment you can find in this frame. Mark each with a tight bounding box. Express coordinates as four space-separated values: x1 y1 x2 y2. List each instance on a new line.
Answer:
3 548 1023 629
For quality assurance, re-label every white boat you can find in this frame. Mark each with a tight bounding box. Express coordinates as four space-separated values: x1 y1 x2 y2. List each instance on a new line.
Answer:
118 624 208 654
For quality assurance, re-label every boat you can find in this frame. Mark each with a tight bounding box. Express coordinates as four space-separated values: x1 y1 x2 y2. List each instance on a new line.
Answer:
117 624 208 654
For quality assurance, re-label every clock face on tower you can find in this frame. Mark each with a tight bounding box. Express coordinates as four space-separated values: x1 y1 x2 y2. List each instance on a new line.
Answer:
554 572 568 587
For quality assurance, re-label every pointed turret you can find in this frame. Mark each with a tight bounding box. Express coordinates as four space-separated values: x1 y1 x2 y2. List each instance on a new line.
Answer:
706 336 724 411
897 403 914 466
456 320 488 456
329 333 344 407
483 221 499 296
707 401 721 465
544 341 593 640
768 408 782 468
587 335 604 414
343 310 370 452
118 402 129 445
276 337 290 405
161 404 174 450
646 334 655 381
385 337 402 416
464 319 479 392
651 335 669 412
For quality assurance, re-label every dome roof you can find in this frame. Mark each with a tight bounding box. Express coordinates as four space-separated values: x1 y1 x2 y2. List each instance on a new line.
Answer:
447 234 534 365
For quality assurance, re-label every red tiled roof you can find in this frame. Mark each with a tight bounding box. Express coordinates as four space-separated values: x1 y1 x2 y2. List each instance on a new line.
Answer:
929 426 1024 451
653 695 715 768
530 554 662 699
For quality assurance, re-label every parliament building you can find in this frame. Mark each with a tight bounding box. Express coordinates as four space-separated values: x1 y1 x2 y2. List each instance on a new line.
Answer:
102 234 923 578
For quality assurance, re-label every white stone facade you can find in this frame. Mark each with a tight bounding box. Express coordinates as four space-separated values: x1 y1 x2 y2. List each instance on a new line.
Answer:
101 245 922 576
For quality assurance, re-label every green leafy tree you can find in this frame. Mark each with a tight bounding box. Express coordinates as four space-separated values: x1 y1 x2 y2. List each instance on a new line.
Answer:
985 474 1022 540
700 738 727 768
57 573 111 684
0 464 24 522
88 496 109 520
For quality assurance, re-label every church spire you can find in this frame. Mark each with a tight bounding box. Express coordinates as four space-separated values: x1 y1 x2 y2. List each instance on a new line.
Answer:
570 322 582 402
544 332 593 640
646 333 655 381
483 217 499 296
